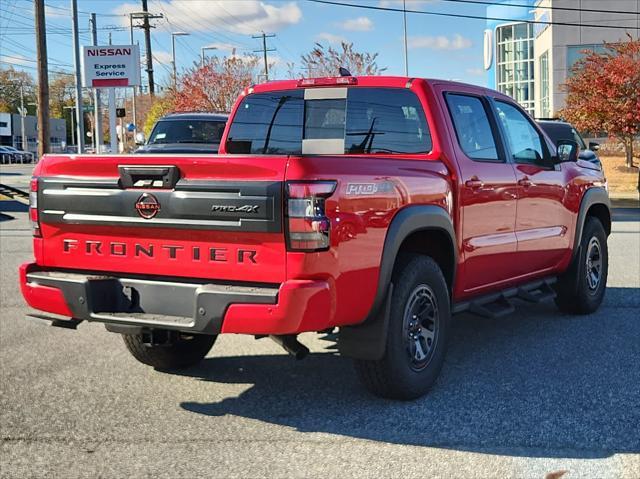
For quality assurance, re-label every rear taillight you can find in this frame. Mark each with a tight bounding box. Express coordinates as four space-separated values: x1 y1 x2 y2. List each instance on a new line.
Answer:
285 181 336 252
29 177 41 237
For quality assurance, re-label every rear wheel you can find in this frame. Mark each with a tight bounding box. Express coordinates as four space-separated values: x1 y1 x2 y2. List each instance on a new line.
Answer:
555 216 608 314
122 330 216 370
354 255 450 400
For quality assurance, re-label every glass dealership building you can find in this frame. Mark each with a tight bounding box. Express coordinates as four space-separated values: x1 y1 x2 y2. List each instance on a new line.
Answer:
484 0 640 118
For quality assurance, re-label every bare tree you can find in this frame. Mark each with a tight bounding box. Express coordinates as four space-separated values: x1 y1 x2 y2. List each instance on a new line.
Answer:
300 42 385 77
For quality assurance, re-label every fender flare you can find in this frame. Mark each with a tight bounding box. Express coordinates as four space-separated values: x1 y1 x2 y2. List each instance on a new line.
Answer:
338 205 457 360
571 187 611 261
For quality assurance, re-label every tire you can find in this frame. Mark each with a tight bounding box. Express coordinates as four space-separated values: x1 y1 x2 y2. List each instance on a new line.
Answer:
555 216 608 314
122 330 217 370
354 254 450 400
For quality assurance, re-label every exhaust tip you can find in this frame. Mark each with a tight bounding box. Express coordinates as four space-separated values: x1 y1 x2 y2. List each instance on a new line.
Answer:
269 334 310 360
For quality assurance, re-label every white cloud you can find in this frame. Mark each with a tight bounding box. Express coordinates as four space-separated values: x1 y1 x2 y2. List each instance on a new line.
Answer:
44 5 69 18
201 42 238 53
315 32 347 45
379 0 436 7
407 34 472 50
338 16 373 32
153 51 173 65
465 68 485 76
113 1 302 35
0 54 32 67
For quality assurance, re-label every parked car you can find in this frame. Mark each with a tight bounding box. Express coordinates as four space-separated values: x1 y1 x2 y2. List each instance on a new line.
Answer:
0 146 34 163
6 146 34 163
0 146 18 164
135 112 228 154
537 120 602 169
21 76 610 400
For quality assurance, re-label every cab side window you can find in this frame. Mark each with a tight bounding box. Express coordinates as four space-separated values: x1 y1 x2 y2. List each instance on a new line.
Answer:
445 94 500 162
495 101 549 166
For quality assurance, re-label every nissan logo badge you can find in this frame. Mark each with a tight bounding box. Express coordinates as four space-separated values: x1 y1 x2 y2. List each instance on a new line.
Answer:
135 193 160 219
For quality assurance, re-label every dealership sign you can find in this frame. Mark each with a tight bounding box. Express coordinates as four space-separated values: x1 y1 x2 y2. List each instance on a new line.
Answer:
81 45 140 88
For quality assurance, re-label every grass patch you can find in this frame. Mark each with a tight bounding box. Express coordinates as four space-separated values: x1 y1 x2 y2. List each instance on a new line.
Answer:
600 156 639 194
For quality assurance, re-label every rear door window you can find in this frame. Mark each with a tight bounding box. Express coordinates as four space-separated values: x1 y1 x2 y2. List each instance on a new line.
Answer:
445 94 500 161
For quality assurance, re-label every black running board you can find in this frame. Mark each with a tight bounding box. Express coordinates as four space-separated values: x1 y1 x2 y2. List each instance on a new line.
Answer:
453 278 557 319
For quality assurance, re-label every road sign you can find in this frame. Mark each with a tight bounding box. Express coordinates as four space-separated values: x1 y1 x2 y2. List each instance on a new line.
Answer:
116 108 126 118
81 45 141 88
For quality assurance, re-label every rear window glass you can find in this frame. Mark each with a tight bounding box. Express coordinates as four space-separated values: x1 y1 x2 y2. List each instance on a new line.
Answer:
149 119 226 145
225 87 431 155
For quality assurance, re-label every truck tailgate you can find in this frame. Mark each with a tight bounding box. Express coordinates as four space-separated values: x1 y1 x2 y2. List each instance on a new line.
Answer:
35 154 287 284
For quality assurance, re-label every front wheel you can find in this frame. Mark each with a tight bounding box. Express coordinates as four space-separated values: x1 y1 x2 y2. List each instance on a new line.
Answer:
354 255 450 400
555 216 608 314
122 330 216 370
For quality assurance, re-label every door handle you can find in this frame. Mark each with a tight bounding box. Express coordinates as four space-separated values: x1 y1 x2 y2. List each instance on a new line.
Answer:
518 177 533 188
465 179 484 189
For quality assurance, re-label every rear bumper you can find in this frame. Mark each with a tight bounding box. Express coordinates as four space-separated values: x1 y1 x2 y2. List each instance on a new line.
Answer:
19 263 333 335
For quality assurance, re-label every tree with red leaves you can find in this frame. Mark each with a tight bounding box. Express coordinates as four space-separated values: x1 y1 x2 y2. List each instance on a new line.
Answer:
561 38 640 168
173 54 261 114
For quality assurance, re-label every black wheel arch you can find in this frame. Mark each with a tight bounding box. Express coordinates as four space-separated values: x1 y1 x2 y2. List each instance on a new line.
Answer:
339 204 457 360
572 187 611 261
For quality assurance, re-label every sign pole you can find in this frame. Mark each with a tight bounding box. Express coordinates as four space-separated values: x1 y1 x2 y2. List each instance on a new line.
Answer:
90 13 103 153
108 88 117 154
71 0 85 153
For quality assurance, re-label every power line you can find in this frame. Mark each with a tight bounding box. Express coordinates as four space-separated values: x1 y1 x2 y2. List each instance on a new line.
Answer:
307 0 640 31
0 59 74 76
439 0 640 16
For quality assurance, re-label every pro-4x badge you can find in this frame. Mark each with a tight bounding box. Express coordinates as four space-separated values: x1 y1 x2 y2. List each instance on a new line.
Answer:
211 204 259 213
135 193 160 219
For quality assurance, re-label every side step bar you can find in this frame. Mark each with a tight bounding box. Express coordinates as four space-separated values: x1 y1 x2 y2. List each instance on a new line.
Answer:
453 278 557 319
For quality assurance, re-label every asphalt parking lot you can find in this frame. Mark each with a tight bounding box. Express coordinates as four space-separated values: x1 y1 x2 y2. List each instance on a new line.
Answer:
1 165 639 478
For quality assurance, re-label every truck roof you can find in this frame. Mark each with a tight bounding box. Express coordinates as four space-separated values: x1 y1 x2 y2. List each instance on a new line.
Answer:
248 75 509 101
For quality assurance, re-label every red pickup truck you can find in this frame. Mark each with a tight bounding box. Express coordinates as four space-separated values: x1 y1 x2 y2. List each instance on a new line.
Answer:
21 75 610 399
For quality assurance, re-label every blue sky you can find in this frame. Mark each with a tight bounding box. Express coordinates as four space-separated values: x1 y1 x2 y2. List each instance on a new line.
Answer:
1 0 497 88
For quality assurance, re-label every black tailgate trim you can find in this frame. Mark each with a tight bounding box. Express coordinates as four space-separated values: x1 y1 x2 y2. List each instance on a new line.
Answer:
38 177 283 233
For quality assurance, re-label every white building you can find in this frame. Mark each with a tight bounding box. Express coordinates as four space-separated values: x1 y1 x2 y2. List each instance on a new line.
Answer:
485 0 640 118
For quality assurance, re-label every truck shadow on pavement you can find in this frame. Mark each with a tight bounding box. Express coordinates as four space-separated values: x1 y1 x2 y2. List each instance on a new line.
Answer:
177 287 640 458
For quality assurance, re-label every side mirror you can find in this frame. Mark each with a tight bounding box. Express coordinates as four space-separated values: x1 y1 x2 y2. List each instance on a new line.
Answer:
588 141 600 151
556 139 579 163
135 132 146 145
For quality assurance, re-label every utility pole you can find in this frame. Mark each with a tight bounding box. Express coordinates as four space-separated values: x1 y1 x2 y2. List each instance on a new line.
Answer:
34 0 50 158
129 14 138 138
90 13 103 153
253 32 275 82
403 0 409 76
19 84 27 152
71 0 85 153
141 0 155 95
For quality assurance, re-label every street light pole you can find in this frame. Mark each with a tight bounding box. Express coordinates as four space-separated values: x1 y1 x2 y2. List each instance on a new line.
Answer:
403 0 409 76
201 45 217 66
19 84 27 152
171 32 189 89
